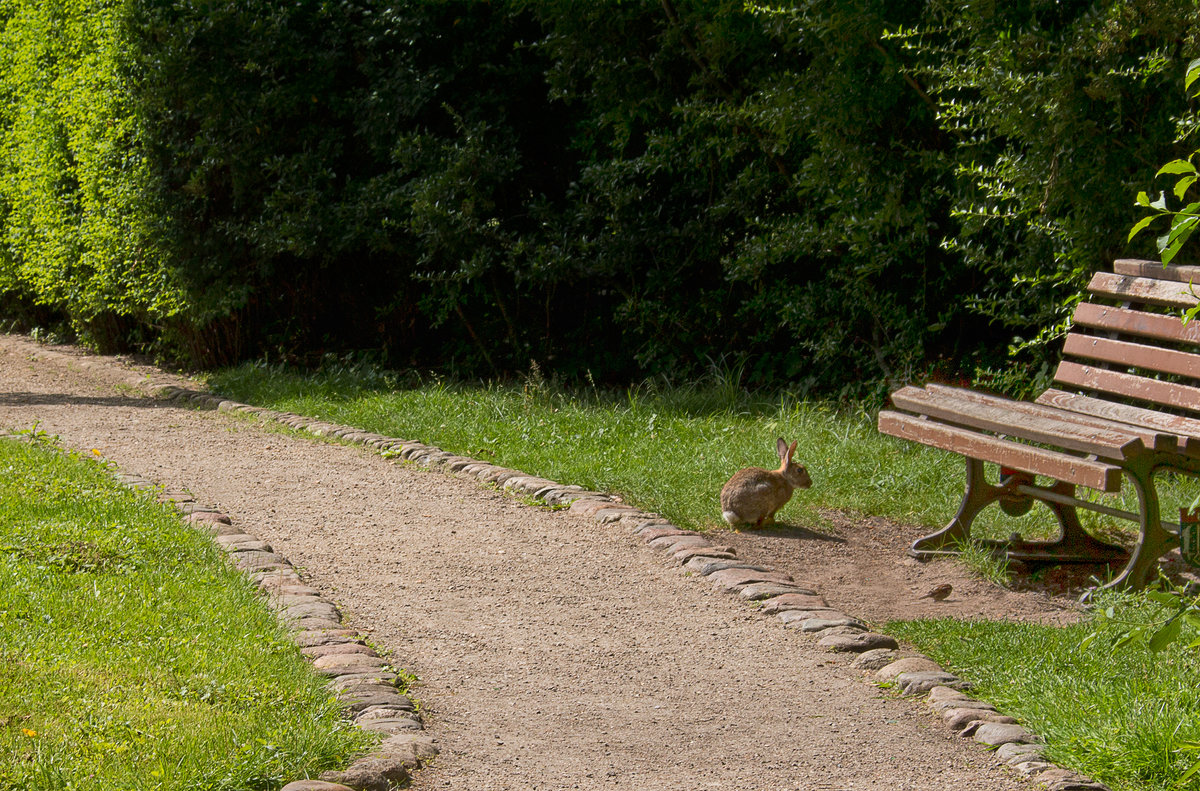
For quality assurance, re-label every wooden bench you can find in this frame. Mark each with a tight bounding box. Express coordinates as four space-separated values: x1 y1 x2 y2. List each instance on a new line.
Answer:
878 259 1200 590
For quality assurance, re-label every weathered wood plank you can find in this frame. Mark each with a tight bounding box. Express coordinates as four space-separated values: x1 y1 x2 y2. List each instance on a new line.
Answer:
891 385 1145 459
877 410 1123 491
1114 258 1200 284
924 383 1176 453
1054 360 1200 417
1062 333 1200 380
1087 272 1199 309
1072 302 1200 347
1035 388 1200 457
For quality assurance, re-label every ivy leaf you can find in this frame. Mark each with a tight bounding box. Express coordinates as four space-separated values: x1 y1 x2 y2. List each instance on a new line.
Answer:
1112 630 1142 651
1175 175 1198 201
1187 57 1200 95
1161 215 1200 264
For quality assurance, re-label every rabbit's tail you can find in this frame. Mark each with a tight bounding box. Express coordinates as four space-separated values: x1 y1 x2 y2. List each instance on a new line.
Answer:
722 510 741 526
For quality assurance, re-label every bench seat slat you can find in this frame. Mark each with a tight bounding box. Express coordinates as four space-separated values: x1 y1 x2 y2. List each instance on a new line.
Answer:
891 385 1145 459
878 410 1123 491
1072 302 1200 346
923 383 1174 453
1114 258 1200 284
1062 333 1200 380
1087 271 1199 310
1035 388 1200 457
1055 360 1200 417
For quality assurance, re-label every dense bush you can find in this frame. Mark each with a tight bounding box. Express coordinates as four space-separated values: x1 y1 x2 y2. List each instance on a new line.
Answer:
0 0 185 349
0 0 1196 396
902 0 1200 386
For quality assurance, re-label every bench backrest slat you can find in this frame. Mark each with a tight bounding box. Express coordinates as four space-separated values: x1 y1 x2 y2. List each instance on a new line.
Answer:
1114 258 1200 284
1055 360 1200 417
1053 262 1200 426
1072 302 1200 346
1062 334 1200 381
1087 271 1199 310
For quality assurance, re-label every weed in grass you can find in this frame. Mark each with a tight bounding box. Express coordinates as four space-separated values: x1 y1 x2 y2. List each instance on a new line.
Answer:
4 539 134 574
13 421 58 447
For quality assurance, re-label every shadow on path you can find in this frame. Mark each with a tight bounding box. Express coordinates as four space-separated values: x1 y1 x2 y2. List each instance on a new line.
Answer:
0 392 177 409
740 522 847 544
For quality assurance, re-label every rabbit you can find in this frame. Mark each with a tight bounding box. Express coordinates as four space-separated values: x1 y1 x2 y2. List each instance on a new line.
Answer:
720 437 811 528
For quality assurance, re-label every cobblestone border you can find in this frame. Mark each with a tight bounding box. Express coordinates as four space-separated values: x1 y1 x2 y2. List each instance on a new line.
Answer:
6 342 1111 791
126 478 439 791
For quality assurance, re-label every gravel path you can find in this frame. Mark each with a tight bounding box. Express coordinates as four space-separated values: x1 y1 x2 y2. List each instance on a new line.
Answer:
0 334 1030 791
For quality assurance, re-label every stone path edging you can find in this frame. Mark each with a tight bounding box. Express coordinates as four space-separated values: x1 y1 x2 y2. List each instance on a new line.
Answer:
136 479 438 791
10 344 1111 791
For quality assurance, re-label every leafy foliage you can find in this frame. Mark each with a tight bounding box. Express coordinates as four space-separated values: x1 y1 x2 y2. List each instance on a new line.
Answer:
1130 57 1200 265
0 0 1197 394
891 0 1200 369
0 0 185 350
1130 55 1200 333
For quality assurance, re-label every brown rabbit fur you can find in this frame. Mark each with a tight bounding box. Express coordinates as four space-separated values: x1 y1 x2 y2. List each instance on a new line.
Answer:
719 438 811 528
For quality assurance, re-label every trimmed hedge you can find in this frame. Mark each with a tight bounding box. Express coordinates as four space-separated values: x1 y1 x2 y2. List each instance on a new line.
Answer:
0 0 1196 396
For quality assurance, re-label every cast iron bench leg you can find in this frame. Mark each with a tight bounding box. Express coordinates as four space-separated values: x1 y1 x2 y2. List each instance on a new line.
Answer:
1102 461 1175 591
911 457 1128 565
910 457 994 557
1004 480 1127 563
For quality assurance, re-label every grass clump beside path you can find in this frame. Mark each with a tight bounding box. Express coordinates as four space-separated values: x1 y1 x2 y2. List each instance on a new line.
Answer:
0 434 375 790
888 591 1200 791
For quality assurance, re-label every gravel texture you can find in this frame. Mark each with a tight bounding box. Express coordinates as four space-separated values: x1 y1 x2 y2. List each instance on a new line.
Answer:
0 334 1045 791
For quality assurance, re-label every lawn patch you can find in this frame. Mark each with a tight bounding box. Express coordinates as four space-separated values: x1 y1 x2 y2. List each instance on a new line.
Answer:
0 437 374 790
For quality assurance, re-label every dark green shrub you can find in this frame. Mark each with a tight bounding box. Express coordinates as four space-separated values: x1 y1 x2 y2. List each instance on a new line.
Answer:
901 0 1200 374
0 0 1195 394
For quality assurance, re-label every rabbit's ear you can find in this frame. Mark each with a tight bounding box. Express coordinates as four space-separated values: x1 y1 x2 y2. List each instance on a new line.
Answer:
776 437 788 461
786 441 798 464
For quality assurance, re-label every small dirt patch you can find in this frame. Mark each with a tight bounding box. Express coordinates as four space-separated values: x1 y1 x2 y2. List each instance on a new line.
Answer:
719 509 1198 630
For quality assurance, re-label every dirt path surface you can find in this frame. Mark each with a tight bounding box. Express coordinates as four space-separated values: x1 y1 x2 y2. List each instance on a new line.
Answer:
0 334 1040 791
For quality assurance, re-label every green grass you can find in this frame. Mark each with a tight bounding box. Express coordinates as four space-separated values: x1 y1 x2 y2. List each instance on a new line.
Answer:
208 359 1197 545
0 435 376 790
888 590 1200 791
211 360 939 531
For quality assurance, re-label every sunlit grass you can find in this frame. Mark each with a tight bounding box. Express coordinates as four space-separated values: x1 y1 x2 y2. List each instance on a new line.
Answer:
213 361 951 530
0 436 375 790
888 588 1200 791
209 360 1197 546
